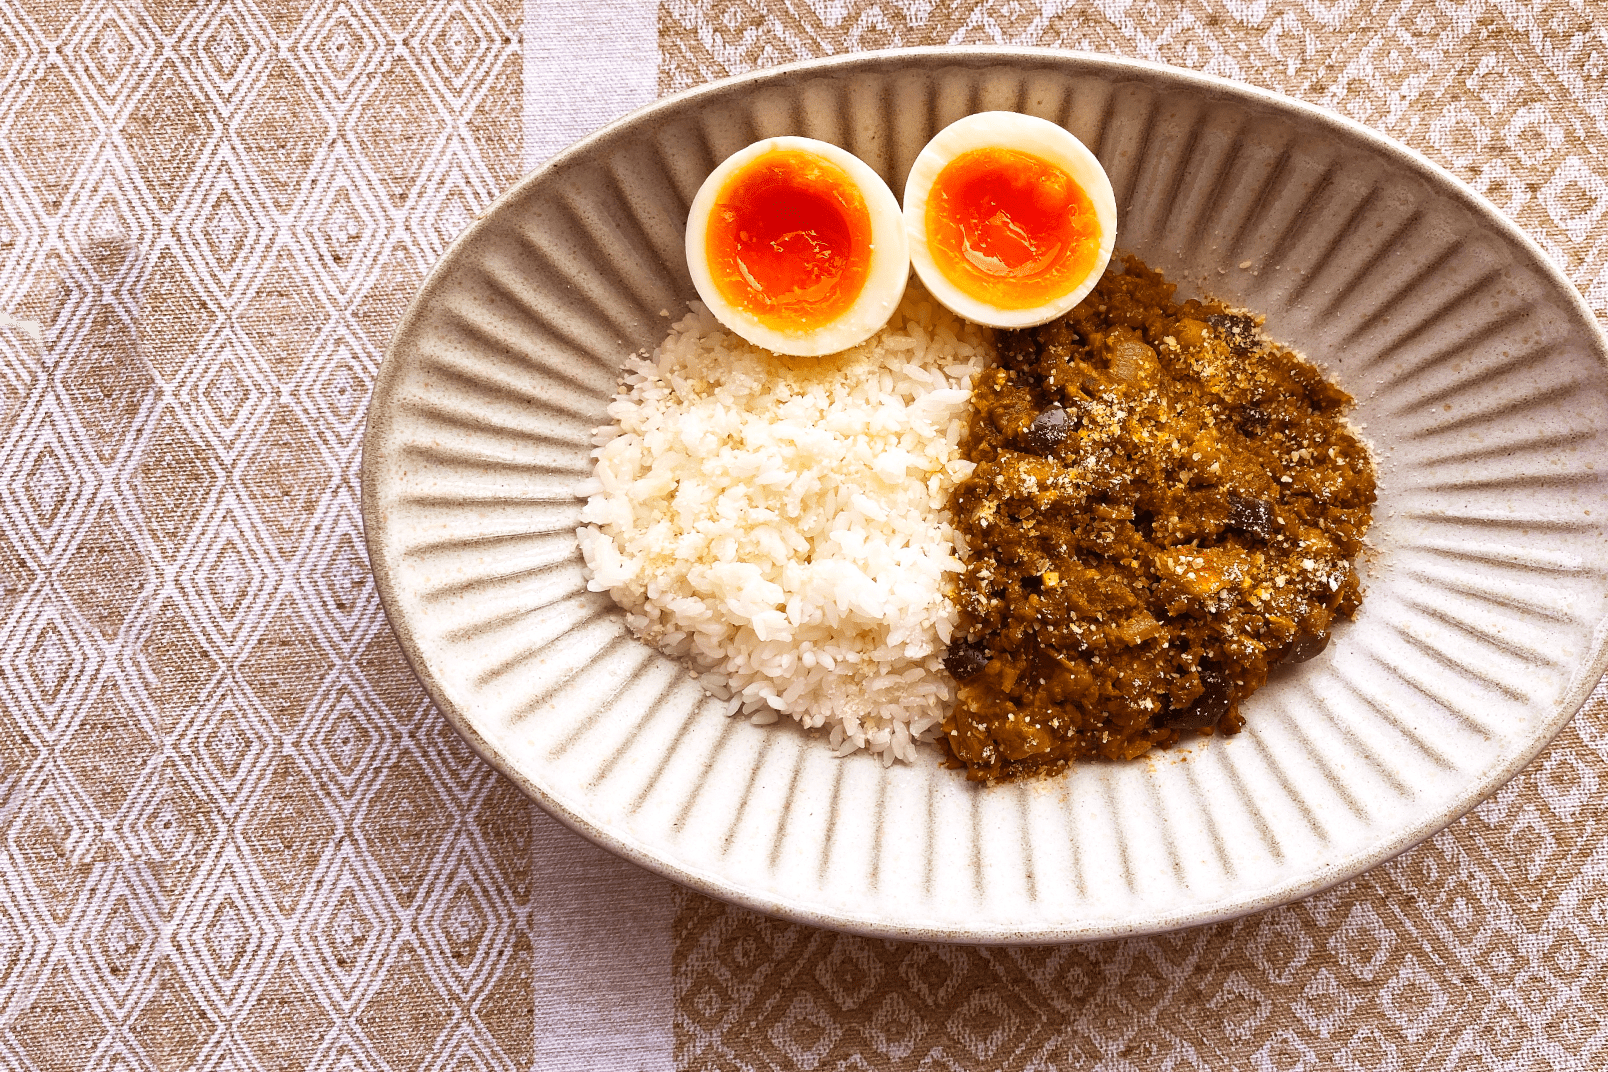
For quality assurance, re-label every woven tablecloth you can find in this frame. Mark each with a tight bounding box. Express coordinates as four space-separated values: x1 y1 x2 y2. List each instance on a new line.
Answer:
2 1 1606 1069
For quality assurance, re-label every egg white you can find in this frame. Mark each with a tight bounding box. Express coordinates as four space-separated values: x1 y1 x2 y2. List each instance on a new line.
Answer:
685 136 909 357
903 112 1117 330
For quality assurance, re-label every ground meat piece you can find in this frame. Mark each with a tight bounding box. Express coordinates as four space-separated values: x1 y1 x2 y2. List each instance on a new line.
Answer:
996 329 1038 371
1166 666 1232 729
941 254 1377 781
1227 495 1277 541
943 640 990 679
1207 311 1259 353
1236 404 1272 438
1285 629 1330 663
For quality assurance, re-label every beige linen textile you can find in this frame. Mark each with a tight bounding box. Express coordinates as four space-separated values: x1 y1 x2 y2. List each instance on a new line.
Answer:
0 1 545 1068
659 3 1608 1071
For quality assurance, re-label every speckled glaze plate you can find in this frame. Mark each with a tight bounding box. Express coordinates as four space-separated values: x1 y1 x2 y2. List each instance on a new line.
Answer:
361 49 1608 943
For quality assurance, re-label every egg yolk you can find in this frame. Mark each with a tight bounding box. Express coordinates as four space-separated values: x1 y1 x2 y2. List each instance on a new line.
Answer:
925 147 1101 310
706 149 873 334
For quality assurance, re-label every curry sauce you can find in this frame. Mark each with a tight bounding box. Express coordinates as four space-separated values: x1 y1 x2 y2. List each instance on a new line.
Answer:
942 256 1376 781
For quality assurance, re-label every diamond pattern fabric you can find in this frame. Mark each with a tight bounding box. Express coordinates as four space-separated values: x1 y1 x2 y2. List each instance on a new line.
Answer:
0 2 537 1068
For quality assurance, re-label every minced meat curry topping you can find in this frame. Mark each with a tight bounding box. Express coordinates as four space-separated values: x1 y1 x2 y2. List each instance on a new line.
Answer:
942 255 1376 781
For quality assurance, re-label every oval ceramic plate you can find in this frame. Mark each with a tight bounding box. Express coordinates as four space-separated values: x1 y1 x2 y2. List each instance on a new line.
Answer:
362 49 1608 942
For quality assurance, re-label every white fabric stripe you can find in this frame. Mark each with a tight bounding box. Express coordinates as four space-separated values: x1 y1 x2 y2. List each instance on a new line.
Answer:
528 811 676 1072
522 7 672 1069
521 6 673 1069
522 0 662 170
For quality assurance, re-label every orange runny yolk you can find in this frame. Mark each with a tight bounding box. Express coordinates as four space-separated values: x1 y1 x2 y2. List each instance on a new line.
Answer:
706 149 873 334
926 147 1101 310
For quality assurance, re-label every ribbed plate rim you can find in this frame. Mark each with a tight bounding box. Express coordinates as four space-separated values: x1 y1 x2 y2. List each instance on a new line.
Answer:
361 46 1608 943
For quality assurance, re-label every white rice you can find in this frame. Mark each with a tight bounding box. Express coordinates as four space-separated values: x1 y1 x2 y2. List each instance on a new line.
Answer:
575 284 988 762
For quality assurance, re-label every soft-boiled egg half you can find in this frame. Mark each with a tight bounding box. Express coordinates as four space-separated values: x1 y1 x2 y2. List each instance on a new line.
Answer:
904 112 1116 329
686 137 909 357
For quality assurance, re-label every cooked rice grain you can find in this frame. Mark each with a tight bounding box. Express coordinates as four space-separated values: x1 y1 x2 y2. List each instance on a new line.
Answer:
576 286 987 762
